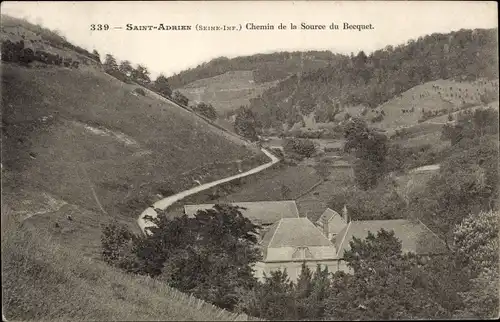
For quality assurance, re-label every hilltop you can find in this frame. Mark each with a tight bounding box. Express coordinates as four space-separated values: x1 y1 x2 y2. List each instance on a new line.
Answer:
1 15 265 321
249 28 498 132
170 51 339 116
169 28 498 137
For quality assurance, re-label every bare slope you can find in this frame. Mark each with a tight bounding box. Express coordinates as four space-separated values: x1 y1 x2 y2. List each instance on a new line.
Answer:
178 70 279 113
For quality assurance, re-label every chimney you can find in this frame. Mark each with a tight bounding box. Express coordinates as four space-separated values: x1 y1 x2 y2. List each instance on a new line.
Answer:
342 204 349 223
322 213 329 237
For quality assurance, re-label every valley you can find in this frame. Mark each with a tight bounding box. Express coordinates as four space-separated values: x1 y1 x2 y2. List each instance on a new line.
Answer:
1 8 498 322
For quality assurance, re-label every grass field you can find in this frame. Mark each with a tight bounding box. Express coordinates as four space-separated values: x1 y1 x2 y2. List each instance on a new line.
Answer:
296 165 354 222
217 163 322 202
161 162 323 219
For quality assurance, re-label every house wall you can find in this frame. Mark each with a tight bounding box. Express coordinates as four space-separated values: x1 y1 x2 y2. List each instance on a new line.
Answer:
265 246 337 262
253 259 351 282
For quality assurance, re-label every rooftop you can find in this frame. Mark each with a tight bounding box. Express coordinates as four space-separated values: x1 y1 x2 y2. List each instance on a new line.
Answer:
260 217 333 249
335 219 448 258
183 200 300 226
316 208 348 236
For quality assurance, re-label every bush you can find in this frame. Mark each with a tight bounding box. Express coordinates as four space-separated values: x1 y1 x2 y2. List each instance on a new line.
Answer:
133 88 146 96
172 91 189 106
371 113 384 123
192 102 217 120
19 47 34 64
284 138 316 158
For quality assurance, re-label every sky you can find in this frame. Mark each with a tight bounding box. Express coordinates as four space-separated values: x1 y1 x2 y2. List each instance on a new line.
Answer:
2 1 498 79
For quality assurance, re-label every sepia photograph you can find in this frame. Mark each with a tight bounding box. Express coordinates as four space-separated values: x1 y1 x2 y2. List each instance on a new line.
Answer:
1 1 499 320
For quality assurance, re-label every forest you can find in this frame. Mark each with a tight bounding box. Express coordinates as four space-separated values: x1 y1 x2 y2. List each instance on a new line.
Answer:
248 28 498 128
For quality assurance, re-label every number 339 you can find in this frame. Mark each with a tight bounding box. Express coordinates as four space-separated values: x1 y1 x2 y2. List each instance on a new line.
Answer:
90 24 109 31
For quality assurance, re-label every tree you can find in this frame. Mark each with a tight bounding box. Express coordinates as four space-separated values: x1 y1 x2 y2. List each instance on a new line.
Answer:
103 54 118 72
324 229 449 320
454 210 499 274
118 60 133 77
294 262 313 319
153 74 172 98
343 118 388 189
92 49 100 62
284 138 316 158
131 64 151 84
172 91 189 106
193 102 217 121
137 204 261 310
101 222 140 273
453 210 499 319
234 106 259 141
241 269 296 320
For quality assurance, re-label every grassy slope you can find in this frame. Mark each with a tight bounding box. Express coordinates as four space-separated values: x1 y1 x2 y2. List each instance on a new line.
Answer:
1 62 267 319
1 207 256 321
178 70 280 113
2 64 265 216
331 78 498 133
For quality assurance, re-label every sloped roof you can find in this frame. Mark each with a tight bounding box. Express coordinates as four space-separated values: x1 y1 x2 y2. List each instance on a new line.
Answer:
335 219 448 258
183 200 299 225
317 208 340 223
316 208 347 235
260 218 334 248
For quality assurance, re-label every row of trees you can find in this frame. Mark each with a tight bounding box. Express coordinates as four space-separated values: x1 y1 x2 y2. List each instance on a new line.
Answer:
102 54 152 86
1 39 79 68
102 53 222 119
2 14 99 63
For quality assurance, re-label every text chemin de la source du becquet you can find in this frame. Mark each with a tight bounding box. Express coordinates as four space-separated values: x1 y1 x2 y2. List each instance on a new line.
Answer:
90 22 374 32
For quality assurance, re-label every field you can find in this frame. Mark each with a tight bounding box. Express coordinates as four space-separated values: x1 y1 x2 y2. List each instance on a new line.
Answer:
178 70 280 113
161 162 323 219
295 163 355 223
329 78 498 134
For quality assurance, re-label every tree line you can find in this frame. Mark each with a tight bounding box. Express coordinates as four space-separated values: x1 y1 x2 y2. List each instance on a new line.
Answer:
101 53 216 120
166 50 339 89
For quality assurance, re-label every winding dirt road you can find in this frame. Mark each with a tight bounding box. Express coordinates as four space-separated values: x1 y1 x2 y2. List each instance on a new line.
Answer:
137 148 279 234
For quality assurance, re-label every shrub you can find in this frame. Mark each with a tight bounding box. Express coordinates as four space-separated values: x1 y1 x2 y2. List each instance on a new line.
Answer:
172 91 189 106
371 113 384 123
133 88 146 96
284 138 316 158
